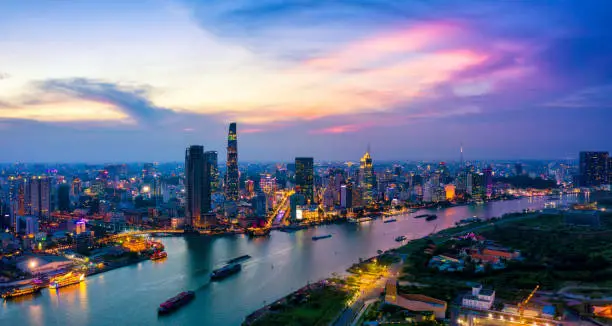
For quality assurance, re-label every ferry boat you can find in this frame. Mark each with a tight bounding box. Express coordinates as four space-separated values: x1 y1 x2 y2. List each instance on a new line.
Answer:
1 285 43 300
383 218 397 223
49 272 85 289
227 255 251 264
158 291 195 315
312 234 332 241
395 235 407 242
349 217 373 224
425 215 438 221
151 251 168 260
247 227 271 237
210 264 241 280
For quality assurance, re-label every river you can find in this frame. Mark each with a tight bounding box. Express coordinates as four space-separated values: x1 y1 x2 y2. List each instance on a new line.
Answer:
0 195 582 325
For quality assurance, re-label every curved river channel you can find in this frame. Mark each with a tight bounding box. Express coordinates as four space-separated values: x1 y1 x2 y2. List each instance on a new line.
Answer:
1 195 582 325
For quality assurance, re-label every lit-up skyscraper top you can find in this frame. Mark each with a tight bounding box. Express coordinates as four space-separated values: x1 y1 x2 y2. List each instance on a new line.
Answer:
359 149 374 205
225 122 239 201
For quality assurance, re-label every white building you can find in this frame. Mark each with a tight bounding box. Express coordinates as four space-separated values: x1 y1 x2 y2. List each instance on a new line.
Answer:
462 285 495 310
16 255 73 274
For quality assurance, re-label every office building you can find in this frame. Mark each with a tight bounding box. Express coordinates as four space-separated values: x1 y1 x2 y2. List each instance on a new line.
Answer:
295 157 314 203
30 176 51 219
579 151 609 187
185 145 210 227
340 183 353 208
225 122 240 201
359 150 374 205
483 167 493 198
58 183 70 212
204 151 219 194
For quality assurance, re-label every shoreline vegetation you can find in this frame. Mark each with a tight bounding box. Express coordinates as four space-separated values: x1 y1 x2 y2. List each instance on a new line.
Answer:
241 208 550 325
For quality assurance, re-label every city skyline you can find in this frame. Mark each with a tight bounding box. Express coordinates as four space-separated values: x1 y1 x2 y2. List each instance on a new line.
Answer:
1 1 612 162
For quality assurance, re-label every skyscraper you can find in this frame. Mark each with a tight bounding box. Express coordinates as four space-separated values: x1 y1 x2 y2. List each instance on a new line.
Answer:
579 151 609 187
225 122 239 201
30 176 50 219
359 149 374 205
483 166 493 198
204 151 218 194
58 183 70 212
185 145 210 227
295 157 314 203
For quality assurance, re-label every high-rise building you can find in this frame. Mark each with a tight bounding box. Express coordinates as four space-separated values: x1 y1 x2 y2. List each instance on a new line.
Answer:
514 163 523 176
579 151 609 187
295 157 314 203
185 145 210 227
204 151 218 194
483 167 493 198
340 183 353 208
359 150 374 205
225 122 239 201
58 183 70 212
30 176 51 219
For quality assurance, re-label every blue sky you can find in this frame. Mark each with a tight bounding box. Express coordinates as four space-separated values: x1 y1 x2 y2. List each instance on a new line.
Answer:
1 0 611 162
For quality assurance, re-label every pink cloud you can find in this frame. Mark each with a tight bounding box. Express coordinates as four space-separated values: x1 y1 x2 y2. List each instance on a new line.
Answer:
242 128 265 134
310 124 365 134
304 21 464 71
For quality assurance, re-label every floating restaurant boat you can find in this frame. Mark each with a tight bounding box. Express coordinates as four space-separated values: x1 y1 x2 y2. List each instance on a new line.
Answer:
247 228 271 237
158 291 195 315
312 234 332 241
151 251 168 260
210 264 241 280
49 272 85 289
1 285 43 300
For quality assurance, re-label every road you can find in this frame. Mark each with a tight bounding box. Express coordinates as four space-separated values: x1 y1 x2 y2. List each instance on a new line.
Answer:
332 262 402 326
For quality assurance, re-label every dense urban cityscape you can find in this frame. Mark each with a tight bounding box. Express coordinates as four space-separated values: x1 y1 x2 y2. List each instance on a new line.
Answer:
1 120 612 325
2 1 612 326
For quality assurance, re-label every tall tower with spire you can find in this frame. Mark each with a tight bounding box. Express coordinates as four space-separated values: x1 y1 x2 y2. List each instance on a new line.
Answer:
225 122 239 201
359 147 374 205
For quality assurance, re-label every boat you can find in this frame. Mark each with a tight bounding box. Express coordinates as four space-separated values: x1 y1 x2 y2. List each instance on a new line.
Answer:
414 214 429 219
383 218 397 223
49 272 85 289
312 234 332 241
426 215 437 221
1 285 43 300
151 251 168 260
247 227 271 237
158 291 195 315
227 255 251 264
395 235 407 242
210 264 241 280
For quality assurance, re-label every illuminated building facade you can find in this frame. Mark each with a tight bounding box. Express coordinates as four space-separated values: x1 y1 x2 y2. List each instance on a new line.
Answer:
295 157 314 203
225 122 240 201
245 180 255 198
359 150 374 205
30 176 51 219
185 145 211 227
444 184 456 200
579 151 609 187
204 151 219 194
259 174 277 195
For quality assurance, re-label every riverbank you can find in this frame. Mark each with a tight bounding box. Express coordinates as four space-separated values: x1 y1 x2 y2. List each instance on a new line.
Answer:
241 209 550 325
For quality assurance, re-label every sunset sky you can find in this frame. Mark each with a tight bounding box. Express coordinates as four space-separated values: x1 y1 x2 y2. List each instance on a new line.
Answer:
1 0 611 162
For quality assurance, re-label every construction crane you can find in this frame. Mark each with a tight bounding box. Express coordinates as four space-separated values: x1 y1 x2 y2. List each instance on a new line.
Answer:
518 285 540 316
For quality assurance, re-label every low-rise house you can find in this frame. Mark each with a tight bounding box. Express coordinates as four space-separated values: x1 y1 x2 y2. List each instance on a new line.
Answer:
384 279 447 319
462 285 495 310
